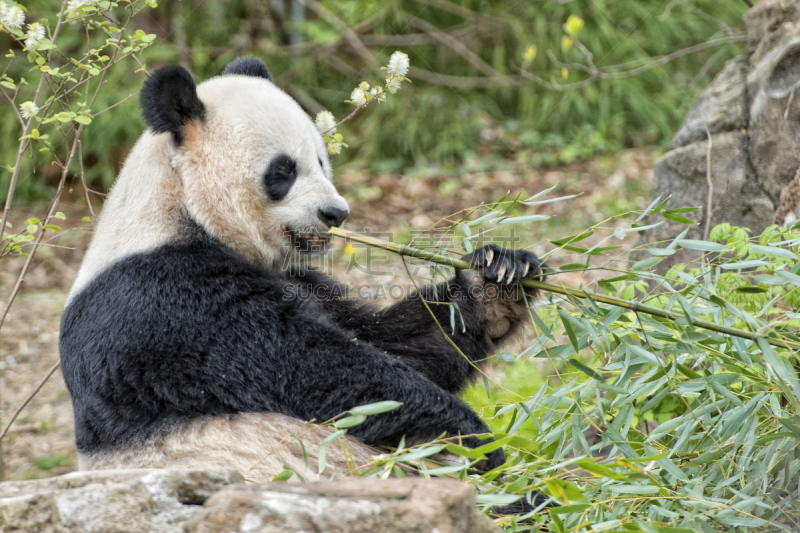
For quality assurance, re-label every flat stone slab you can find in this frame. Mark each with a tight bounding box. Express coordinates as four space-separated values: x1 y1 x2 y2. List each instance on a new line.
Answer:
0 469 499 533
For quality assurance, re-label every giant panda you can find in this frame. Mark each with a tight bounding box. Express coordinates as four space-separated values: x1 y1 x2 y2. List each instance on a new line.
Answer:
60 57 546 482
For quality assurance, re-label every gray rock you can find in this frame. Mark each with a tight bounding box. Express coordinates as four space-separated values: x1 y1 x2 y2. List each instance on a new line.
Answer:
0 469 243 533
635 132 774 270
670 57 747 150
745 0 800 65
747 35 800 202
638 0 800 258
185 477 500 533
0 470 500 533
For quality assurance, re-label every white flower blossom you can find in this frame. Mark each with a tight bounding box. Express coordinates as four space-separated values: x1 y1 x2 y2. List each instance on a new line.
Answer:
314 110 336 135
23 21 44 50
384 51 409 93
387 51 409 78
350 86 367 106
1 3 25 30
66 0 93 18
385 75 402 92
19 100 38 119
326 138 342 155
370 86 385 102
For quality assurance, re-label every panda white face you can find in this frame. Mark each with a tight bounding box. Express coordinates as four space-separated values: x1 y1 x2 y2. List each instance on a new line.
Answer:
146 58 349 268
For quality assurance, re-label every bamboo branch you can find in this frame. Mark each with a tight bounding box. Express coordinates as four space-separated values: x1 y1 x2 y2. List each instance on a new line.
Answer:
328 227 800 351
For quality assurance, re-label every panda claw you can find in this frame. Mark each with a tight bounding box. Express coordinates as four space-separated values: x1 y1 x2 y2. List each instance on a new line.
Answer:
495 264 506 282
522 262 530 278
484 248 494 267
506 269 515 284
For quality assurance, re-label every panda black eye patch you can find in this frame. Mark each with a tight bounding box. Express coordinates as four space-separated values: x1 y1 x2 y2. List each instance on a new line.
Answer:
263 154 298 201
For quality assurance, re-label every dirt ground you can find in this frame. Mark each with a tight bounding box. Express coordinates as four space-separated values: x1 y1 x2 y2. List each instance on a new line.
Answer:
0 148 654 481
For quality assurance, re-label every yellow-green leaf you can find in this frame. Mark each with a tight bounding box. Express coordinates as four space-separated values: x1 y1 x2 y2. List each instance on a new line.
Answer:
564 15 584 36
561 35 573 54
523 45 537 63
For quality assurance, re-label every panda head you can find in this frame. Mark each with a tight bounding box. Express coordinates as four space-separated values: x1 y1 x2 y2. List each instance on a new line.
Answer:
139 56 349 267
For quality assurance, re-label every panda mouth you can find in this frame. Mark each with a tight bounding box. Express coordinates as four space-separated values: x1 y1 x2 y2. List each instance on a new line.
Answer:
286 228 331 253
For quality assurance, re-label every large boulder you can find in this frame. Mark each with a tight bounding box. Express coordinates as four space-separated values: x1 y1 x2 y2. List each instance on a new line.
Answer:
0 469 500 533
637 0 800 268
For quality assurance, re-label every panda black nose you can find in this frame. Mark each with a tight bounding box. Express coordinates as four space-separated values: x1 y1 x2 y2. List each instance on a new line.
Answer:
318 206 349 228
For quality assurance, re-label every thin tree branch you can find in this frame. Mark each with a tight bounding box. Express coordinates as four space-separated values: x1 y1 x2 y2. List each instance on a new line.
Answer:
283 17 380 56
0 130 76 331
0 25 117 328
406 15 513 83
93 90 139 117
359 33 435 46
0 361 61 442
285 84 325 115
410 66 523 89
703 123 714 242
515 35 745 91
78 140 98 220
296 0 375 64
1 89 24 126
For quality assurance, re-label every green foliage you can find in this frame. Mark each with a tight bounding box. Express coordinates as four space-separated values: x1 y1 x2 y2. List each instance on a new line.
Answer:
1 0 747 200
32 452 73 471
316 195 800 531
0 0 177 203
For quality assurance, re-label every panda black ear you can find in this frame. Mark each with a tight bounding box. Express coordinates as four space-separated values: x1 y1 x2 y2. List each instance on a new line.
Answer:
139 66 205 143
223 56 273 82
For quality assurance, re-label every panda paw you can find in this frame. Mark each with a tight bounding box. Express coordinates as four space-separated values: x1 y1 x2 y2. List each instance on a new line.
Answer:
462 244 546 285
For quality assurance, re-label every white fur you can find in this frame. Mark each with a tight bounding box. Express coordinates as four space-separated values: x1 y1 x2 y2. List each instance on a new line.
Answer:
69 71 362 478
69 73 348 301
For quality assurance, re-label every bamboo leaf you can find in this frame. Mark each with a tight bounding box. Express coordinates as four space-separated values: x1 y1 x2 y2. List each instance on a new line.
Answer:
321 429 347 445
551 230 594 246
393 444 445 462
350 401 402 416
523 185 557 202
475 493 522 505
333 415 366 428
558 309 579 352
662 212 698 225
675 239 727 252
569 358 602 381
524 194 578 206
499 214 551 224
632 257 662 271
720 260 770 270
607 484 661 494
749 244 798 259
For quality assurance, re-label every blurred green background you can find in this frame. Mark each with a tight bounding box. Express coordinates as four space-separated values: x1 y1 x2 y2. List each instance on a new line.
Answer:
1 0 748 202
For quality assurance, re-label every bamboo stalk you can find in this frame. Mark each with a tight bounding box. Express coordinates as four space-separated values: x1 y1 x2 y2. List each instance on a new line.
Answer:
329 226 800 351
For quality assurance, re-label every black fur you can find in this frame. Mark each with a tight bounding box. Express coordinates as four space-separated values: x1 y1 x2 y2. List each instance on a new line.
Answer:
284 269 502 394
263 154 298 201
223 56 273 82
140 66 205 144
60 231 525 467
